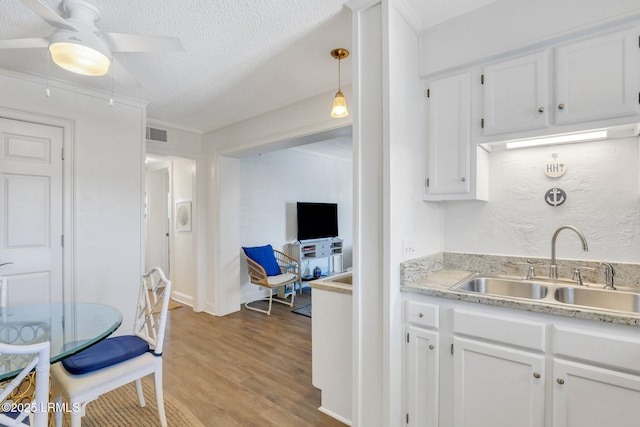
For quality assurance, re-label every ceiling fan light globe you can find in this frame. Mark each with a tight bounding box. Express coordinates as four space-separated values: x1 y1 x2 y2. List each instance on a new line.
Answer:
331 91 348 118
49 42 110 76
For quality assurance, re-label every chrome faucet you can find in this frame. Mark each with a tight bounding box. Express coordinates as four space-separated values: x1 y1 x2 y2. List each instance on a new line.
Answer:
600 262 616 290
549 225 589 279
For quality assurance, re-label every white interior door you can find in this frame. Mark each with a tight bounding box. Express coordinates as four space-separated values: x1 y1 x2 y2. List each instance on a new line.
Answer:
0 118 64 305
146 165 170 275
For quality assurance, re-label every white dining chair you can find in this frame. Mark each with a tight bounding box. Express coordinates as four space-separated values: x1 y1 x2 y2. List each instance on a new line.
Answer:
0 341 51 427
51 267 172 427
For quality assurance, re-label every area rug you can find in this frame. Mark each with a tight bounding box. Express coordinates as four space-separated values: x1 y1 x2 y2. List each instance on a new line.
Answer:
62 378 205 426
292 304 312 318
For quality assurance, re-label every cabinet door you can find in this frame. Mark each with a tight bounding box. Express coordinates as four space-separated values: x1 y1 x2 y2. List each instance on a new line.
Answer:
555 27 640 125
425 72 471 196
483 51 549 135
406 326 439 427
553 359 640 427
452 337 545 427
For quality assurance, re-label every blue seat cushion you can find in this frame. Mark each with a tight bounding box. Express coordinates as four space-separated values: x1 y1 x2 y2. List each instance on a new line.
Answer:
242 244 281 276
62 335 150 375
1 409 28 425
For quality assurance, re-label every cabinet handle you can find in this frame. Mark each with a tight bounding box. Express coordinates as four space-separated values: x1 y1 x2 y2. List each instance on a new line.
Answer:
428 344 435 350
533 372 541 379
558 103 565 110
557 378 565 385
418 313 424 318
460 177 466 183
538 107 545 113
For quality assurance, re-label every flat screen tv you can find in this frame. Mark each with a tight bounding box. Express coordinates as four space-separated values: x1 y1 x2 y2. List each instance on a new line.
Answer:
296 202 338 241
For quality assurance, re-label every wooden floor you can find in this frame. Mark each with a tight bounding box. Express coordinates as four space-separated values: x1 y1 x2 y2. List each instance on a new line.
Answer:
162 288 347 426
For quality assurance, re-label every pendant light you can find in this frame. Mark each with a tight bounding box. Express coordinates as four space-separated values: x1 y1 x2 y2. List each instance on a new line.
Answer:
330 48 349 118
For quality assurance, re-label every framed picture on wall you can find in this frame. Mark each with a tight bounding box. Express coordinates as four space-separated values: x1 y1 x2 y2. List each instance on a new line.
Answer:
176 201 192 232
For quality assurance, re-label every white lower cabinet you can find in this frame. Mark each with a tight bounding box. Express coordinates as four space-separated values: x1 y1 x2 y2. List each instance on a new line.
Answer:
405 326 439 427
552 359 640 427
452 337 545 427
404 294 640 427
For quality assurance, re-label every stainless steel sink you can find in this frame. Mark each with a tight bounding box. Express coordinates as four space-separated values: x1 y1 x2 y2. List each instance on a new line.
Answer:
451 274 640 315
456 277 548 300
554 286 640 313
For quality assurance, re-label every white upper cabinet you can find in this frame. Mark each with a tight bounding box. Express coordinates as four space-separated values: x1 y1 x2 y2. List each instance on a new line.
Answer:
425 72 471 197
483 51 550 135
424 72 489 201
471 25 640 144
555 27 640 125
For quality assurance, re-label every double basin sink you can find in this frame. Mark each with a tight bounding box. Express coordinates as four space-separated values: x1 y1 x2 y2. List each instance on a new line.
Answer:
452 275 640 314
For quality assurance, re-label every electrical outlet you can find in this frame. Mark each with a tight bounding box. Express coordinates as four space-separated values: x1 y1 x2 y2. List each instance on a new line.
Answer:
402 240 416 260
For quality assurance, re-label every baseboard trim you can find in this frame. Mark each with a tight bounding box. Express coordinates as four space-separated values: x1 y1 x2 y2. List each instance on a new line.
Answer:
318 406 352 426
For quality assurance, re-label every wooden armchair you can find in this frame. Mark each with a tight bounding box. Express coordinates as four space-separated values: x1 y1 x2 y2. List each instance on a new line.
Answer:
242 245 300 315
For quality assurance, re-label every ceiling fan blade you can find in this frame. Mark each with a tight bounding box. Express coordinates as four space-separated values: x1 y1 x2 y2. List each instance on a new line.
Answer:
102 33 184 53
19 0 76 30
109 57 141 89
0 37 49 49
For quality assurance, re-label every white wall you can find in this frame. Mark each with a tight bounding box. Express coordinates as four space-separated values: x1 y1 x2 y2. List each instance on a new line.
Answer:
0 69 146 333
146 123 205 311
347 1 383 425
171 157 197 304
419 0 640 77
238 146 352 302
146 122 203 157
386 3 445 425
443 137 640 263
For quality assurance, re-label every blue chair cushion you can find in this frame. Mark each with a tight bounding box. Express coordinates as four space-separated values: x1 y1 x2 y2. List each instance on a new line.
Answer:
2 409 28 425
62 335 150 375
242 244 281 276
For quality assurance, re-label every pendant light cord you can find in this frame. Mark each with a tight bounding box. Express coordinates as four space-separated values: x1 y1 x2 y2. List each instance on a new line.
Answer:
337 56 341 91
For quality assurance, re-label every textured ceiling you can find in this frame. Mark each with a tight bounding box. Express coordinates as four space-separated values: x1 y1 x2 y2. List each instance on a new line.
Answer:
0 0 492 134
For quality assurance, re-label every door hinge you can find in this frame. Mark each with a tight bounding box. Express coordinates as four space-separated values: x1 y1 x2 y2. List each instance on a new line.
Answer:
61 235 64 247
481 118 485 128
426 178 430 188
481 74 484 84
61 148 64 160
451 343 454 355
406 333 410 343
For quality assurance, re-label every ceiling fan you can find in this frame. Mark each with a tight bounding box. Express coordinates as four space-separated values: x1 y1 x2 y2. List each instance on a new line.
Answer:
0 0 183 85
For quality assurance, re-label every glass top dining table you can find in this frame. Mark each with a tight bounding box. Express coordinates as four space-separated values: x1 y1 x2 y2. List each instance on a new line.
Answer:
0 302 123 381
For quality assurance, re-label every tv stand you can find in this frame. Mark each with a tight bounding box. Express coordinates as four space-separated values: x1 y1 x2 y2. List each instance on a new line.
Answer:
290 237 343 279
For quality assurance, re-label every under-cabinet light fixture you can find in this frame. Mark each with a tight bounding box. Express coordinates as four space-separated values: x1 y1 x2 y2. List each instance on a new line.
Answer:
505 130 608 149
330 48 349 118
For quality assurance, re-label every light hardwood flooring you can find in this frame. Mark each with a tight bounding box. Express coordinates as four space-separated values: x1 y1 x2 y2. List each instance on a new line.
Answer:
162 288 347 426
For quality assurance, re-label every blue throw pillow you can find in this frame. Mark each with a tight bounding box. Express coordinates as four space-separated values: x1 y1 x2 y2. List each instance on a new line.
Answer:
62 335 150 375
242 245 281 276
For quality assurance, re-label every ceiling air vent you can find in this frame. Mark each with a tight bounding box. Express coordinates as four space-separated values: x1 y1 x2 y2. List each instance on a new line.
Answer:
146 127 168 143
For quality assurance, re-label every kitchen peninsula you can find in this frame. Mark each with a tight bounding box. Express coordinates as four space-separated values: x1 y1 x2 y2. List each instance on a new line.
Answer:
309 273 353 426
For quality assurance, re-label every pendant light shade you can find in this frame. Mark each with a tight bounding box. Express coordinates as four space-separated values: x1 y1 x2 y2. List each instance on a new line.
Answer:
330 48 349 118
331 90 348 118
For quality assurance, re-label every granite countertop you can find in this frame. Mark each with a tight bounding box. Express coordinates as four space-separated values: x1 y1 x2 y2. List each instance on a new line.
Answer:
309 273 353 295
401 254 640 327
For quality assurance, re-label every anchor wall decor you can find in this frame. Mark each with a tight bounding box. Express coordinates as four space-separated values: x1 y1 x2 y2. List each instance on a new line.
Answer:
545 187 566 206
